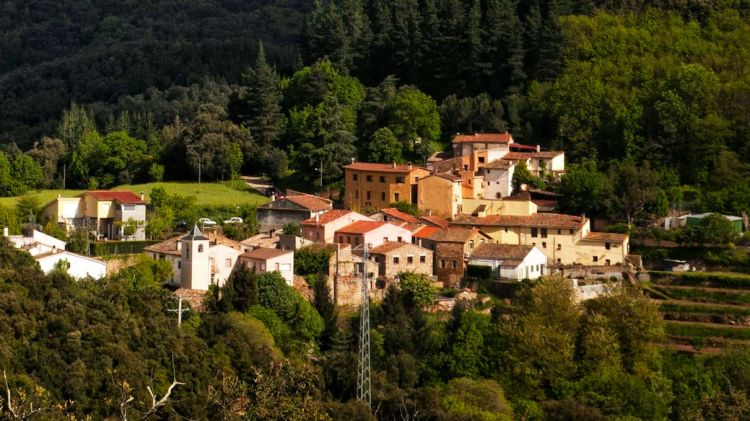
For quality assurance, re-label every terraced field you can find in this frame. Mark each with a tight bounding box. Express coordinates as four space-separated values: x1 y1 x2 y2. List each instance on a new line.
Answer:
643 271 750 353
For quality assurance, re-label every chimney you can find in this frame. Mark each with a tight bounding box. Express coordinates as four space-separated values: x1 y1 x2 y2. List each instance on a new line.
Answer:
315 213 320 223
2 227 7 237
57 194 61 199
392 162 397 168
140 191 145 201
176 240 182 251
536 145 541 152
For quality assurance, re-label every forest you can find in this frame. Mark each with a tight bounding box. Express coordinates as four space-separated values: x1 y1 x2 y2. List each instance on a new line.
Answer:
2 240 749 419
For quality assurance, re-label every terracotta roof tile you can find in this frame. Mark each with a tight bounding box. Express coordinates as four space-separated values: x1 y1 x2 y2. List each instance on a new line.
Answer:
301 209 353 226
413 225 442 239
419 226 486 243
484 159 512 169
502 152 534 161
381 208 421 224
452 213 586 229
470 243 535 260
344 162 427 173
452 132 513 144
285 194 332 211
336 221 388 234
241 247 292 260
420 215 449 229
583 232 629 243
369 242 413 254
84 190 146 204
145 235 183 256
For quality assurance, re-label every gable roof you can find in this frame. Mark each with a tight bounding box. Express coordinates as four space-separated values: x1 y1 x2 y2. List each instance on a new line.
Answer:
145 235 184 256
470 243 535 261
301 209 353 226
335 220 390 235
241 247 292 260
420 215 449 229
452 213 587 230
344 162 427 173
380 208 421 224
284 194 332 211
419 226 488 243
413 225 442 239
582 232 629 243
83 190 146 204
452 132 513 144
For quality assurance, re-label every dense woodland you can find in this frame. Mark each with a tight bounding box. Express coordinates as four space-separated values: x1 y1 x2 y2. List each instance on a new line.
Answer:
2 0 750 419
2 241 750 419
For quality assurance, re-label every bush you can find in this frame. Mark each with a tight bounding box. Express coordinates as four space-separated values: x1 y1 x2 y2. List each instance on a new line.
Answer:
665 322 750 341
295 245 333 276
90 240 159 256
650 271 750 289
398 272 436 308
282 222 301 236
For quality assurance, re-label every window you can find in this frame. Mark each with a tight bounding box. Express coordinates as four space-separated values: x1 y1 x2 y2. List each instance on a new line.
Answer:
407 256 414 264
394 193 400 202
441 259 446 268
541 228 548 238
464 165 469 170
123 205 135 211
593 256 598 263
198 244 204 253
531 228 538 238
396 176 405 183
384 237 389 243
569 229 574 235
557 229 561 235
393 256 400 264
355 237 361 246
381 192 386 201
353 173 358 181
605 242 611 250
504 227 508 233
452 260 457 269
478 157 485 163
542 242 547 248
279 263 291 271
557 244 561 251
557 258 561 264
177 261 181 269
397 236 402 242
366 175 373 182
380 176 386 183
469 240 474 249
355 190 359 199
605 259 611 266
225 258 232 268
496 193 501 199
420 255 426 263
366 191 371 200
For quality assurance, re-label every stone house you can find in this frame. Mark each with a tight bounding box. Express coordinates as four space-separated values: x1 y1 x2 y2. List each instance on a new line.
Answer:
368 242 433 280
412 226 491 287
257 192 332 233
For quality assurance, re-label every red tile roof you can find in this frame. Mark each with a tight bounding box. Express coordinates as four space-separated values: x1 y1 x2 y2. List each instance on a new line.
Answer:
285 194 332 211
301 209 352 226
583 232 629 243
452 133 513 144
241 247 292 260
470 243 535 261
452 213 587 229
84 190 145 204
335 220 388 235
420 215 449 229
381 208 421 224
502 152 534 161
344 162 427 173
369 242 413 254
413 225 442 239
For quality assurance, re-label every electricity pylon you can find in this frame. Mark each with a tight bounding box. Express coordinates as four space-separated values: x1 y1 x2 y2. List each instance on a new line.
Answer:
356 242 371 409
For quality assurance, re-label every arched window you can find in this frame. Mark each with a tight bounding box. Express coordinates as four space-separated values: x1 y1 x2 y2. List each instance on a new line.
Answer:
198 244 204 253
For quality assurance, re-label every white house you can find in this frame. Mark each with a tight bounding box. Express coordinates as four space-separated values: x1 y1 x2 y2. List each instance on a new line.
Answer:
239 247 295 286
5 228 66 256
468 243 548 281
35 251 107 279
144 226 246 290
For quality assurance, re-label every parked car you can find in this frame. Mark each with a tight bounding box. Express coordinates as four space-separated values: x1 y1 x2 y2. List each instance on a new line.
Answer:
223 217 243 224
198 218 217 226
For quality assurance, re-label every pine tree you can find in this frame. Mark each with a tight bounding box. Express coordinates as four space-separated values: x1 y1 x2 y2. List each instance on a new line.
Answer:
242 43 284 148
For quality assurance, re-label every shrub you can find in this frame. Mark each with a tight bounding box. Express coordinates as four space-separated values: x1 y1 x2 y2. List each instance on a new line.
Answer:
398 272 436 308
295 245 332 276
466 265 492 280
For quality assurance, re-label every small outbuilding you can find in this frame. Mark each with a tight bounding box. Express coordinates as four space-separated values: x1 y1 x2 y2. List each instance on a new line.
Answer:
468 243 548 281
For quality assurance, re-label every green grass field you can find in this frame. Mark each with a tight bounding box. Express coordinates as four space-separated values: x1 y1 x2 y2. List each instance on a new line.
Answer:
0 181 270 208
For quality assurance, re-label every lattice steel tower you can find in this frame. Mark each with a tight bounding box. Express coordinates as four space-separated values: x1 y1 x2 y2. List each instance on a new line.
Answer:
357 243 372 409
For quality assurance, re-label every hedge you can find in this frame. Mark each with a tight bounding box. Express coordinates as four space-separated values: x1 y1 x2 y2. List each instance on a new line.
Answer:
90 240 160 256
649 271 750 289
665 322 750 341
